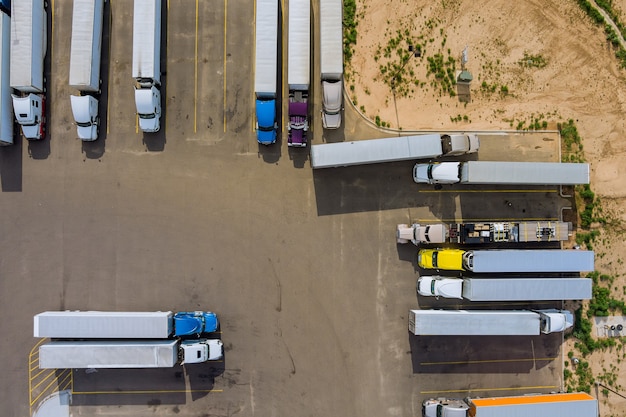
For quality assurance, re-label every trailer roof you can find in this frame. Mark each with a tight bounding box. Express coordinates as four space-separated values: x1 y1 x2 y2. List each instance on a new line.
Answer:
319 0 343 76
69 0 103 89
132 0 161 79
254 0 278 93
470 392 597 417
462 278 592 301
311 134 443 168
287 0 310 87
409 310 540 335
33 311 174 338
10 0 45 91
462 161 589 185
472 250 594 273
39 340 178 369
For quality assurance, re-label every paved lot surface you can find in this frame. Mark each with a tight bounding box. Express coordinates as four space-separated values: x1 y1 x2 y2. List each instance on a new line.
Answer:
0 1 571 416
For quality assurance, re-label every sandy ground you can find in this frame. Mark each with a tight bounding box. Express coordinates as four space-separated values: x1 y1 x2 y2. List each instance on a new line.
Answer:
349 0 626 413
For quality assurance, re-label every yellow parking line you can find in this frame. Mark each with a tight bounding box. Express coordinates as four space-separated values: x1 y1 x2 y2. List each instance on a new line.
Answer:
223 0 227 132
30 372 65 406
420 357 557 366
194 0 198 133
420 385 558 395
72 389 223 395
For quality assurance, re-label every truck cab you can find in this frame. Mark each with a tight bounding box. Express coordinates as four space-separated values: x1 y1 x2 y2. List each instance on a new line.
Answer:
537 309 574 334
423 398 469 417
321 79 342 129
173 311 219 336
417 276 463 299
418 249 465 271
413 162 461 184
180 339 223 364
135 84 161 133
12 93 45 140
441 134 480 156
70 95 99 141
287 98 308 147
396 223 447 245
255 96 277 144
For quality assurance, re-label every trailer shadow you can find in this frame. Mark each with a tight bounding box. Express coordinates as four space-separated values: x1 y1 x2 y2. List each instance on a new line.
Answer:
409 333 560 374
69 358 224 406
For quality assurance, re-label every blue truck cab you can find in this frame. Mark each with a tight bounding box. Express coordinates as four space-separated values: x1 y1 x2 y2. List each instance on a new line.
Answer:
173 311 219 336
255 97 277 145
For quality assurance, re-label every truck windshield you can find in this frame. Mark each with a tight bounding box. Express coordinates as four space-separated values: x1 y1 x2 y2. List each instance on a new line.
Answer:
430 279 436 295
427 164 434 180
424 226 430 242
258 125 274 132
432 251 438 267
76 121 92 127
138 113 156 119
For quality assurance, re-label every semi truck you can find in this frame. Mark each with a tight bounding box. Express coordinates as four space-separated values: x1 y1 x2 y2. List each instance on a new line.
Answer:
254 0 278 144
33 311 219 338
413 161 590 185
132 0 161 133
287 0 310 147
417 276 593 301
310 134 479 168
397 221 571 246
69 0 104 141
38 339 224 369
319 0 342 129
10 0 47 140
408 309 573 336
422 392 598 417
417 249 594 273
0 10 12 145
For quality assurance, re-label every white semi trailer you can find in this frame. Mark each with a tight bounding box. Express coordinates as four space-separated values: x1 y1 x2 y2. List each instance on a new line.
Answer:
408 309 573 336
413 161 590 185
319 0 343 129
133 0 161 133
0 10 12 145
69 0 104 141
10 0 47 140
39 339 224 369
311 134 479 168
417 276 593 301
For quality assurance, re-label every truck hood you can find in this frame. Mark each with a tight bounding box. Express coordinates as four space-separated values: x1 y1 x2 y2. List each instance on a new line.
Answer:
418 276 463 298
255 99 277 145
322 111 341 129
12 95 36 124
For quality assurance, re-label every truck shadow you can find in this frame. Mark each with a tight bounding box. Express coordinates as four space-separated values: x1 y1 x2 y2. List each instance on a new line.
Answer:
0 137 23 191
69 357 225 406
409 333 560 374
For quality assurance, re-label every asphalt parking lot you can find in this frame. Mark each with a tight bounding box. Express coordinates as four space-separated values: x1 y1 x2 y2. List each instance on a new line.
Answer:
0 1 572 416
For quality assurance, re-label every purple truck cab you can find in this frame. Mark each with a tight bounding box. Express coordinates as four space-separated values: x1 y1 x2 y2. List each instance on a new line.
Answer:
287 96 308 147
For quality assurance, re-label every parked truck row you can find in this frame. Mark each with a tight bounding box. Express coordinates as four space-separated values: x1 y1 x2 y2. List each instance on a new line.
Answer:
414 161 590 185
422 392 598 417
409 308 573 336
417 248 595 273
417 276 592 301
397 221 571 246
34 311 223 369
311 133 480 168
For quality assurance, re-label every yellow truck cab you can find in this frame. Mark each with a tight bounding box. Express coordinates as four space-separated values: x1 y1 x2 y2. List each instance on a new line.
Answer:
417 248 465 271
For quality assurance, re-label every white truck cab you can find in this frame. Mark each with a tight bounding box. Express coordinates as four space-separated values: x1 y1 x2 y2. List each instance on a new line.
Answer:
135 86 161 132
423 398 469 417
180 339 223 364
12 93 45 140
70 95 99 140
